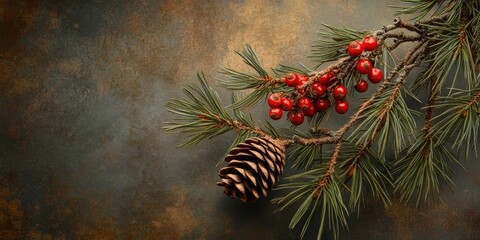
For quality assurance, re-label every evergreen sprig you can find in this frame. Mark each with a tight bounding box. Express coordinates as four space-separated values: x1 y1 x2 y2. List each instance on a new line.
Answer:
272 64 311 78
420 20 477 93
393 134 462 206
165 72 267 147
281 128 323 170
348 85 417 157
219 45 280 109
273 165 348 240
338 144 393 213
392 0 446 20
433 88 480 157
164 72 233 147
311 24 365 66
165 2 479 239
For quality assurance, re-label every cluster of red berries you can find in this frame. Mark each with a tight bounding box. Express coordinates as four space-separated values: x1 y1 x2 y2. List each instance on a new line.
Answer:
348 36 383 91
267 36 383 125
267 72 346 125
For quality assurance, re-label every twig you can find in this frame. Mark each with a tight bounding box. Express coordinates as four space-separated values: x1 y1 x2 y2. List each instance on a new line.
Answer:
461 90 480 117
310 127 335 136
385 34 423 51
422 75 438 156
313 140 343 199
415 13 448 25
214 117 270 137
394 17 423 33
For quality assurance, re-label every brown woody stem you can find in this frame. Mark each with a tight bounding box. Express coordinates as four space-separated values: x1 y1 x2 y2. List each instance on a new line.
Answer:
461 90 480 117
424 76 438 136
313 140 342 199
422 75 438 155
213 117 270 137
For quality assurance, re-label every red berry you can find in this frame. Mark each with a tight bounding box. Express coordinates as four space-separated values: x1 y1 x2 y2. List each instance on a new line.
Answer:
355 79 368 92
297 75 308 87
335 101 349 114
297 97 313 112
318 72 334 85
288 111 305 125
296 76 309 95
315 98 331 112
285 73 299 87
333 85 347 101
269 108 283 120
311 82 327 96
368 68 383 83
347 41 363 57
267 93 282 108
362 36 378 51
298 88 305 95
281 98 293 111
304 105 316 117
356 59 373 74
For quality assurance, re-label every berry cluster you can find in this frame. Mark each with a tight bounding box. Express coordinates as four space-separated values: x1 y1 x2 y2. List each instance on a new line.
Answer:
267 35 383 125
267 72 341 125
348 36 383 90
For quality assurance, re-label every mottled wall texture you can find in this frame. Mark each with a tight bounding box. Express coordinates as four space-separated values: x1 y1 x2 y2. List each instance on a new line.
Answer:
0 0 479 239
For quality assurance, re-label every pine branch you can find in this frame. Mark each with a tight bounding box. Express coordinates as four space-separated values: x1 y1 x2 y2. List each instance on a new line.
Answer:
274 24 432 237
164 7 480 239
314 141 343 197
274 152 348 240
349 81 419 158
339 144 393 213
394 135 461 206
394 74 463 206
237 44 270 78
423 75 438 140
310 127 335 137
418 13 478 93
386 34 423 51
272 64 310 78
432 88 480 157
165 33 428 149
286 37 430 148
311 24 365 65
393 17 424 33
281 128 323 169
392 0 448 21
165 73 271 147
220 17 433 114
220 45 281 109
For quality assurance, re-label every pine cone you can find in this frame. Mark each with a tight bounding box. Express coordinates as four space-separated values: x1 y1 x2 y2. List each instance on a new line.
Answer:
217 137 286 202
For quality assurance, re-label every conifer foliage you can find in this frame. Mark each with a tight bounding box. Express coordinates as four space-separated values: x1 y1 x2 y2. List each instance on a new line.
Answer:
165 1 479 239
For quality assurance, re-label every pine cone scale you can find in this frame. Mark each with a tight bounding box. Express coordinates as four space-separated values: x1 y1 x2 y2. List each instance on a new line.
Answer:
248 149 265 162
235 182 246 194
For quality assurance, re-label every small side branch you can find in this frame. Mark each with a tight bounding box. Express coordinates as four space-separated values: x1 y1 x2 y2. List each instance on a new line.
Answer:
415 13 448 25
394 17 423 33
310 127 335 136
313 140 343 199
211 117 270 137
461 90 480 117
424 75 438 139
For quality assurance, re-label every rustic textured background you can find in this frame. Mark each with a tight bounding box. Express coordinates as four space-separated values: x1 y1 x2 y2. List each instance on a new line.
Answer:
1 0 479 239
